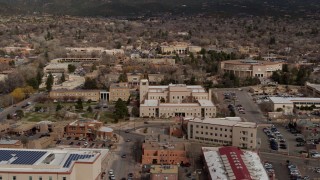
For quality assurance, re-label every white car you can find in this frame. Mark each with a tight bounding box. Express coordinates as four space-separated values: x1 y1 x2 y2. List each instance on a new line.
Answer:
108 169 113 175
311 153 320 158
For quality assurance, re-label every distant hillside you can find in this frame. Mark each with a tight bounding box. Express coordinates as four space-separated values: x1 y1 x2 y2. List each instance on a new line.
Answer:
0 0 319 17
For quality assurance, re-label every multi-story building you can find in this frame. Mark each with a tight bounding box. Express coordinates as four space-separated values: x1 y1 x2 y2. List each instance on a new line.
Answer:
202 146 269 180
306 82 320 97
44 63 69 74
51 58 100 63
49 89 101 102
65 119 102 139
187 117 257 149
220 59 283 78
127 72 142 88
135 58 175 66
150 165 179 180
142 142 189 165
269 96 320 114
148 74 165 85
109 82 130 102
160 42 202 55
0 148 108 180
139 79 216 118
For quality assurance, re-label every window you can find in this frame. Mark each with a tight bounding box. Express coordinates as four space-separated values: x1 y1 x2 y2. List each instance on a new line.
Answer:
39 176 42 180
49 177 52 180
29 176 32 180
63 178 67 180
225 129 227 131
220 128 222 131
13 177 16 180
0 176 2 180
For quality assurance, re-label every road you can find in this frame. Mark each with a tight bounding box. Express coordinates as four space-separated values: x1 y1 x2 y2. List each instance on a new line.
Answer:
0 92 44 122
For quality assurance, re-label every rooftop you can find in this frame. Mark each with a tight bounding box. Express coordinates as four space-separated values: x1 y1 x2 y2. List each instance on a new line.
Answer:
222 59 281 65
143 142 186 151
189 117 257 128
0 139 20 145
0 148 105 172
202 146 268 180
269 96 320 104
150 165 179 174
98 126 113 133
306 82 320 92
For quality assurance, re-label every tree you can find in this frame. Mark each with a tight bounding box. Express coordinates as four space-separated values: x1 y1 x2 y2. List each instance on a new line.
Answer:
10 88 25 102
21 136 29 147
118 73 128 82
56 103 63 111
83 78 98 89
60 73 66 83
75 98 83 110
131 106 140 117
27 78 39 89
15 110 24 119
68 64 76 73
114 98 128 119
36 71 43 85
87 106 93 113
46 73 54 92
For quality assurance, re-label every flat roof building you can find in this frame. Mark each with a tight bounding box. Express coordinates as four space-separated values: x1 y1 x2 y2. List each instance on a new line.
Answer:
269 96 320 114
109 82 130 102
202 146 269 180
220 59 283 78
0 148 108 180
142 142 189 165
49 89 101 102
0 139 23 149
188 117 257 149
139 79 216 118
150 165 179 180
306 82 320 97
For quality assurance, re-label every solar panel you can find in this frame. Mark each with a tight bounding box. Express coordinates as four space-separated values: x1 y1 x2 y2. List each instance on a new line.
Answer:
0 150 47 165
63 154 94 168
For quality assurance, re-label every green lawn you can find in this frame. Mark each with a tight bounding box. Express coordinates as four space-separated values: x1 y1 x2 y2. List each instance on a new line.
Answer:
23 112 57 122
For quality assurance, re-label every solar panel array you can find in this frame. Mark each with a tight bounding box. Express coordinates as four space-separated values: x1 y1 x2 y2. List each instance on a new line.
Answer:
0 150 47 165
63 154 94 168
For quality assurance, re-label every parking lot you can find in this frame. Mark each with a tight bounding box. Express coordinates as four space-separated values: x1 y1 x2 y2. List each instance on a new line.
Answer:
258 124 306 156
55 137 113 149
215 88 267 123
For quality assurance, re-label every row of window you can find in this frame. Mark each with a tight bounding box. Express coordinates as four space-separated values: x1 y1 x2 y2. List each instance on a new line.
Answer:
195 131 232 138
195 125 233 132
0 176 66 180
194 137 232 144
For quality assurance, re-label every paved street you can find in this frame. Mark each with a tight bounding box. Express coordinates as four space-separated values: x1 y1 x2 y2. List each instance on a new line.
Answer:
0 92 44 122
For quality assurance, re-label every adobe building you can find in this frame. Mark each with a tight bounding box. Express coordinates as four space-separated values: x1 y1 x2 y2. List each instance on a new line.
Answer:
220 59 283 78
109 82 130 102
0 139 23 149
142 142 189 165
65 119 113 140
139 79 216 118
150 165 179 180
49 89 101 102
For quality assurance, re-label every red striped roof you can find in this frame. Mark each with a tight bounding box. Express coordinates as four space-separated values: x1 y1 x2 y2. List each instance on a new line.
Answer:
218 146 252 180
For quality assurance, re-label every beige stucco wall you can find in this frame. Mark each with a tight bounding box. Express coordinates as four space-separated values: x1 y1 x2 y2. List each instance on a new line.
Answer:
188 122 257 149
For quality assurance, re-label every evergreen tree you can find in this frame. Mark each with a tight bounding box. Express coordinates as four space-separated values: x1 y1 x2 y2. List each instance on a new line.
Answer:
114 98 128 119
75 98 83 110
60 73 66 83
56 103 63 111
46 73 54 92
